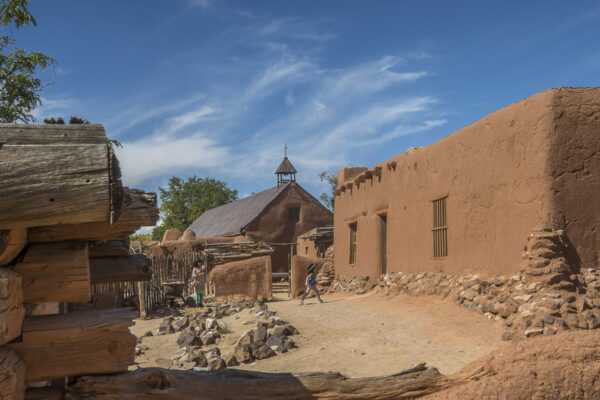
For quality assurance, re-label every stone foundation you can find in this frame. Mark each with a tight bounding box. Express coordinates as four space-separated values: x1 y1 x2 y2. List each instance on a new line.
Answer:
330 226 600 339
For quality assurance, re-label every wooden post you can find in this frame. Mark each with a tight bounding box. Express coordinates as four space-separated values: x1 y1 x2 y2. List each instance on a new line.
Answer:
0 268 25 345
138 281 147 320
13 241 90 303
0 124 123 229
0 347 25 400
9 309 136 382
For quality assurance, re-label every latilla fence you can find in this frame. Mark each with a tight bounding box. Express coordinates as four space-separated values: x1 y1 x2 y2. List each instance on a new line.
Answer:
91 250 202 314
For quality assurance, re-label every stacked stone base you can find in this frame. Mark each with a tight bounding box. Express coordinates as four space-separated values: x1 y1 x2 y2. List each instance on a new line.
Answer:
330 226 600 339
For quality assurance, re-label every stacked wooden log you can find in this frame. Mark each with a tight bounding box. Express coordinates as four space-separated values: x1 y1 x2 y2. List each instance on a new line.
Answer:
0 124 158 399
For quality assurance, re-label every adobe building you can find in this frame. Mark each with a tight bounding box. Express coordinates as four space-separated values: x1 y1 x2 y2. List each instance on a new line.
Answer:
334 87 600 283
187 156 333 273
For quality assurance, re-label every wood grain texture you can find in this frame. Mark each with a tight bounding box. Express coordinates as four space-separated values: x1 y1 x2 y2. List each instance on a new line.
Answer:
0 124 121 229
88 239 130 258
0 347 25 400
25 387 65 400
65 363 491 400
9 309 136 382
90 254 152 284
0 228 27 267
28 189 158 242
0 268 25 345
13 241 90 303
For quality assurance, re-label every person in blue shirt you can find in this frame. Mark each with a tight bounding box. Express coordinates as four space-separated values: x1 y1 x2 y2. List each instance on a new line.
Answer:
300 263 324 305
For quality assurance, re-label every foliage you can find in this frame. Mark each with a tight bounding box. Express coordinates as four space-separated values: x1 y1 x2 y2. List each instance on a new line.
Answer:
152 176 238 241
130 234 152 242
319 171 338 211
217 325 232 335
0 0 55 123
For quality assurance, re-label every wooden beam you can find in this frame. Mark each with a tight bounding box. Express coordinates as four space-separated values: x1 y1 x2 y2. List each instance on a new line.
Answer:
13 241 90 303
89 239 130 258
9 309 136 382
0 228 27 267
25 387 65 400
27 189 158 243
0 124 123 229
66 362 490 400
0 347 25 400
90 254 152 284
0 268 25 345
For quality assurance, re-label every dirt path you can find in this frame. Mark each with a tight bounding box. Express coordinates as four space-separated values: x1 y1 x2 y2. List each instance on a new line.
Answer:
132 292 506 377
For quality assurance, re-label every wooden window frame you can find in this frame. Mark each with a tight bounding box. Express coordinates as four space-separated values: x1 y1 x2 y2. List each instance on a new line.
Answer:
432 196 448 258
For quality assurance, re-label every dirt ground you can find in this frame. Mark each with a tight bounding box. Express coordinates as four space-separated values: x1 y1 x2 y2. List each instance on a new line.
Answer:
130 292 506 377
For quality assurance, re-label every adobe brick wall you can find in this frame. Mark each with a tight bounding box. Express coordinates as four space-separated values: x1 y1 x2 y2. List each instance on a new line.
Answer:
334 88 600 281
209 256 272 299
290 255 324 299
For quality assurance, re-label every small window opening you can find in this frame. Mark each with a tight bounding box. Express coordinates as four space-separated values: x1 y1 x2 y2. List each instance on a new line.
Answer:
288 207 300 221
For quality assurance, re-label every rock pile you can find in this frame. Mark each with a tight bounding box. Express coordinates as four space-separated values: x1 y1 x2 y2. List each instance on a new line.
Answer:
316 246 335 289
330 275 376 294
139 300 298 372
334 227 600 339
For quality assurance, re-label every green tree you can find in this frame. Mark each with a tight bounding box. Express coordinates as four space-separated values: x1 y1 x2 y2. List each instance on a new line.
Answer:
319 171 338 211
152 176 238 241
0 0 55 123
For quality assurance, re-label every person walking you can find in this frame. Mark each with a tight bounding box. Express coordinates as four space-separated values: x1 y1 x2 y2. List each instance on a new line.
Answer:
300 264 324 305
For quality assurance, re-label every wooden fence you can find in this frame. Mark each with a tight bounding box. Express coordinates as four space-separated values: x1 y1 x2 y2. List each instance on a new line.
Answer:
92 250 202 313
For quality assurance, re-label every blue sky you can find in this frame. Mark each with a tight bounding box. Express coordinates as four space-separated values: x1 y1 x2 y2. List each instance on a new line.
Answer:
13 1 600 230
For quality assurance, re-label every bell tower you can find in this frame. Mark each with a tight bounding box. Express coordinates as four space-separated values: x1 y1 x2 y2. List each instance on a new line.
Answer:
275 144 297 187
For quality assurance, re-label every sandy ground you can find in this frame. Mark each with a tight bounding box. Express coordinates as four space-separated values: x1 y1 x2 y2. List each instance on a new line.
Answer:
130 292 506 377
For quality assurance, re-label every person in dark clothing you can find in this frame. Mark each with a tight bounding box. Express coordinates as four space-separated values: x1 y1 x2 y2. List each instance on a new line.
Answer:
300 263 324 305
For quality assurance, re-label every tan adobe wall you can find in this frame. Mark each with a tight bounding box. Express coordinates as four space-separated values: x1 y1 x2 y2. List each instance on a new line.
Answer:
334 88 593 282
297 236 320 259
245 183 333 273
290 255 324 299
547 88 600 268
209 256 272 299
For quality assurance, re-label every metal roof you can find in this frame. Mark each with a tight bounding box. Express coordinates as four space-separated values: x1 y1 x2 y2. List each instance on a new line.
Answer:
187 183 290 237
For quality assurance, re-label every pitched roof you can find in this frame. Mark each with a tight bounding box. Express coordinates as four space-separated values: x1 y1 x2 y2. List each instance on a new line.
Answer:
275 157 297 174
187 183 290 237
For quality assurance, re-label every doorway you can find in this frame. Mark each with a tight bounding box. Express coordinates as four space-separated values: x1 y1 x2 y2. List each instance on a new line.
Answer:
380 214 387 274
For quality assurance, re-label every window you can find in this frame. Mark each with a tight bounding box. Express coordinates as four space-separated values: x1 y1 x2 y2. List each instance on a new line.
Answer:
349 222 357 264
288 207 300 221
380 214 387 274
305 247 309 255
432 196 448 258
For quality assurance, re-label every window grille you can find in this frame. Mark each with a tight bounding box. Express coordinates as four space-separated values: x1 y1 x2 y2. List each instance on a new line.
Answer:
349 222 357 264
432 196 448 258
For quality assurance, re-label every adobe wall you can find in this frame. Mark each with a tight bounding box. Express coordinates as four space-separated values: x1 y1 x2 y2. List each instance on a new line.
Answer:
547 88 600 268
290 255 324 299
297 235 320 259
209 256 272 299
245 182 333 273
334 89 563 282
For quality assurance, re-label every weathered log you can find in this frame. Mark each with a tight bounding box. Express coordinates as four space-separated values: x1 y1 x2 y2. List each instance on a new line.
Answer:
90 254 152 284
9 308 136 382
0 124 123 229
89 239 130 258
138 281 147 320
0 347 25 400
0 268 25 345
66 363 491 400
25 387 65 400
28 189 158 242
13 241 90 303
0 228 27 267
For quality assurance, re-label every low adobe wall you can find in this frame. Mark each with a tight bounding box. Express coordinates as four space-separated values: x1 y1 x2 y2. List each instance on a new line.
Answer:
209 256 272 300
290 255 324 299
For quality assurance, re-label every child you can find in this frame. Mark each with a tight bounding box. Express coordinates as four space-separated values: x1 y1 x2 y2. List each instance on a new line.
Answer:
191 260 206 307
300 264 324 305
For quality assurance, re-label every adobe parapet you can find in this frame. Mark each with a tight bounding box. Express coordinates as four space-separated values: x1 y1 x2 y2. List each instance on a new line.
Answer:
334 87 600 281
